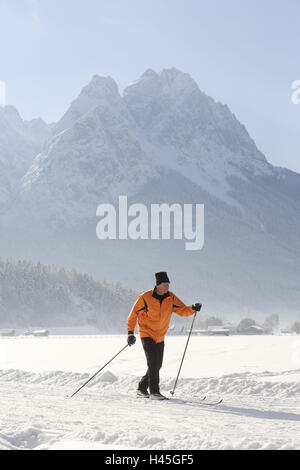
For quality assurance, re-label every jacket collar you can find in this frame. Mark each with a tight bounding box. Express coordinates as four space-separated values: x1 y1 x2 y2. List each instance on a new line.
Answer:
152 286 170 302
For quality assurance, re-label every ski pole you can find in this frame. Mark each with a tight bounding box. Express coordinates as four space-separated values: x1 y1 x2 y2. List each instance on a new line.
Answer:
69 344 129 398
170 310 199 396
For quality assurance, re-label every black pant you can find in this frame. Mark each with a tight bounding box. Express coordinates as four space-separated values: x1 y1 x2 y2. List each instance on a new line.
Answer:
138 337 165 394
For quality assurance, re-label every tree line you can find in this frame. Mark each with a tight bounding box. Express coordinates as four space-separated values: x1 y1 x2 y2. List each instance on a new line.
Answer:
0 257 137 331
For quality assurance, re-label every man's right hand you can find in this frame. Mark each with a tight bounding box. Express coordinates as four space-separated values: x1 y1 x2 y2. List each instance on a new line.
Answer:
127 331 136 346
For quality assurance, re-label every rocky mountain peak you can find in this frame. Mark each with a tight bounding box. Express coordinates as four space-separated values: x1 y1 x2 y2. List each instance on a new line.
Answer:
54 75 120 135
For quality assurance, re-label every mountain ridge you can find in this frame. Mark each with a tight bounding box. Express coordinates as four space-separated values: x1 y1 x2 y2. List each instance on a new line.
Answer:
0 68 299 321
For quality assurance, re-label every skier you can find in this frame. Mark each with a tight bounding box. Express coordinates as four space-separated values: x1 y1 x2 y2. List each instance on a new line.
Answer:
127 272 202 400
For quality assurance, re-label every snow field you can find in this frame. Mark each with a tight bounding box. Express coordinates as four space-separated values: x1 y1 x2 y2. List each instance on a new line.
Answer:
0 335 299 450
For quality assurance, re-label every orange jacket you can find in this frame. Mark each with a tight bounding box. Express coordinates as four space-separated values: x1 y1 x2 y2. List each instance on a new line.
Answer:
127 288 195 343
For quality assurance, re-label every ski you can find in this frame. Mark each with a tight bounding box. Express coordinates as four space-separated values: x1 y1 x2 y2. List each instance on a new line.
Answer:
191 398 223 406
135 393 223 405
168 397 222 406
190 396 223 406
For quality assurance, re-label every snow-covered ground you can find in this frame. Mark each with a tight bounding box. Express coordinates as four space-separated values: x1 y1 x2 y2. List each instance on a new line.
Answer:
0 334 299 450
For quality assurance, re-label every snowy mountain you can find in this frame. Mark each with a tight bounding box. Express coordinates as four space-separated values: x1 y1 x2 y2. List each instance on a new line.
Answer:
123 68 273 202
0 68 299 321
0 105 50 207
18 75 161 226
0 258 136 330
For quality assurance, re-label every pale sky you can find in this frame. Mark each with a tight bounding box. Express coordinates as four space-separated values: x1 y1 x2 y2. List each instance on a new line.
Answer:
0 0 299 172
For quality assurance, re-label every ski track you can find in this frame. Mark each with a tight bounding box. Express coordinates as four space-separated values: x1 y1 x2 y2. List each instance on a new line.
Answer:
0 368 299 450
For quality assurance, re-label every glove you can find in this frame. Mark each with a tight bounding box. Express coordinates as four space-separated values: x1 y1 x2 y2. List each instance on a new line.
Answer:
127 331 136 346
192 303 202 312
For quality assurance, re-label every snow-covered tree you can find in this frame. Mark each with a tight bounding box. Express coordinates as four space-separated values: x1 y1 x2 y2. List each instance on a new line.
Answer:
0 257 137 331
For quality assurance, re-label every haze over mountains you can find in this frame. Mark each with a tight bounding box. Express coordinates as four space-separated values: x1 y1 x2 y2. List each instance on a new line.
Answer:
0 68 299 322
0 105 50 207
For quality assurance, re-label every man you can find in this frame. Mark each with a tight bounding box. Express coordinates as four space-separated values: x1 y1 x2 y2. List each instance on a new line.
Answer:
127 272 202 400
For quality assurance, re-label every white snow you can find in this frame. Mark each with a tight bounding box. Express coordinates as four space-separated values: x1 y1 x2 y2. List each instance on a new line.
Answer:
0 334 299 450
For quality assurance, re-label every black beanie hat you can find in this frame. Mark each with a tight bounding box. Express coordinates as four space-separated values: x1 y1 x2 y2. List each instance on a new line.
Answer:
155 272 170 285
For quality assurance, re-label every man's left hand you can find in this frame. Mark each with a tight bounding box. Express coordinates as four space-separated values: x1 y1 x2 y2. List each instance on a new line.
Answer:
192 303 202 311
